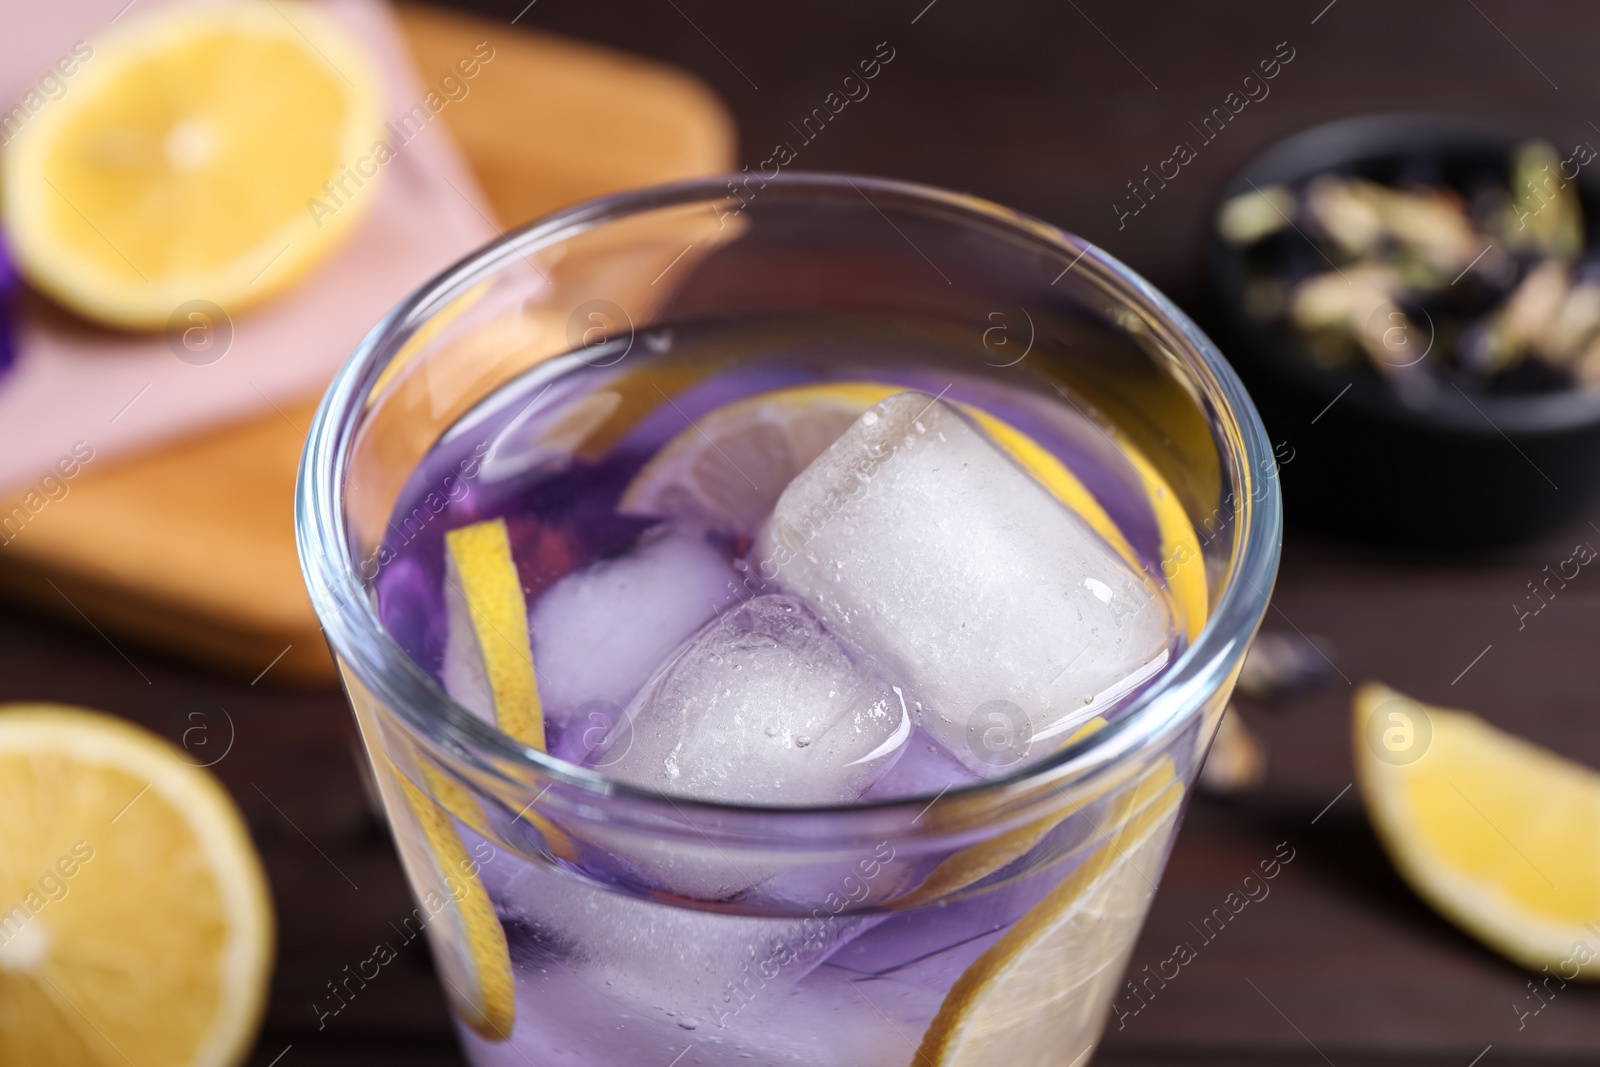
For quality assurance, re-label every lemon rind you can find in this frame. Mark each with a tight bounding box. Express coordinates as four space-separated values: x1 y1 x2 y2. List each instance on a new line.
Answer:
914 778 1184 1065
392 763 518 1041
444 518 546 751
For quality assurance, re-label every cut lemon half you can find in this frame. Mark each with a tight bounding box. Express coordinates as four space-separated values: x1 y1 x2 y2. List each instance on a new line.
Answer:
915 775 1183 1065
0 703 273 1067
3 0 383 328
1354 683 1600 977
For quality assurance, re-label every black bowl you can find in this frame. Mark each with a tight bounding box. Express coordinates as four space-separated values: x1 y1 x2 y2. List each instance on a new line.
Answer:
1206 114 1600 549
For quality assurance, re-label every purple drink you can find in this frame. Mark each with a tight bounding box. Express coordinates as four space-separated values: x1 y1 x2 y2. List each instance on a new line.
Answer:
298 175 1281 1067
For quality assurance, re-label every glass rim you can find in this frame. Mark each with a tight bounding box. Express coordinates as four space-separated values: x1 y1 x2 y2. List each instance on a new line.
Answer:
295 171 1284 819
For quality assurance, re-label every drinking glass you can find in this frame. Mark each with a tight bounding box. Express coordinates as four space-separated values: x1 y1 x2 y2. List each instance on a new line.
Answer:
295 173 1282 1066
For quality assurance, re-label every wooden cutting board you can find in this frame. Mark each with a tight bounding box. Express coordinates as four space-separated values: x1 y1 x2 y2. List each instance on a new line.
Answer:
0 3 735 685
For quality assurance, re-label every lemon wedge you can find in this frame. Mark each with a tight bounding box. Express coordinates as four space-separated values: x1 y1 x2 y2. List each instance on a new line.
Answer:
914 773 1184 1065
0 703 273 1067
3 0 383 328
1355 683 1600 977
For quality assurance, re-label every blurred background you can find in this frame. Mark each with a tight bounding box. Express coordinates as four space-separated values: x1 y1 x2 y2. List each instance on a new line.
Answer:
2 0 1598 1064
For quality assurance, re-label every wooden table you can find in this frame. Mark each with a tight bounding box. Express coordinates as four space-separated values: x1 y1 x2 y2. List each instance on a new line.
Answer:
6 0 1600 1063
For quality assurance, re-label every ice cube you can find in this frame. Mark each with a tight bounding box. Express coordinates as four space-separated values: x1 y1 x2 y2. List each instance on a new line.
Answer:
858 728 981 801
522 525 742 760
754 392 1173 774
493 859 869 1033
599 594 910 805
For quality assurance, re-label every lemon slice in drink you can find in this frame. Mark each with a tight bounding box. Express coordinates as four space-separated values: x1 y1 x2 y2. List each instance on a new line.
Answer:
389 762 518 1041
621 381 1207 635
619 382 1140 561
391 518 588 1039
894 744 1178 911
915 775 1184 1065
893 718 1120 909
444 519 545 750
439 516 575 863
0 704 273 1067
618 383 887 535
3 1 383 329
1354 683 1600 977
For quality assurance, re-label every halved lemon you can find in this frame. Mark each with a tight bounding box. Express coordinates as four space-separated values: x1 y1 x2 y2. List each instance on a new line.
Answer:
1355 683 1600 977
914 775 1184 1065
3 0 383 328
0 703 273 1067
